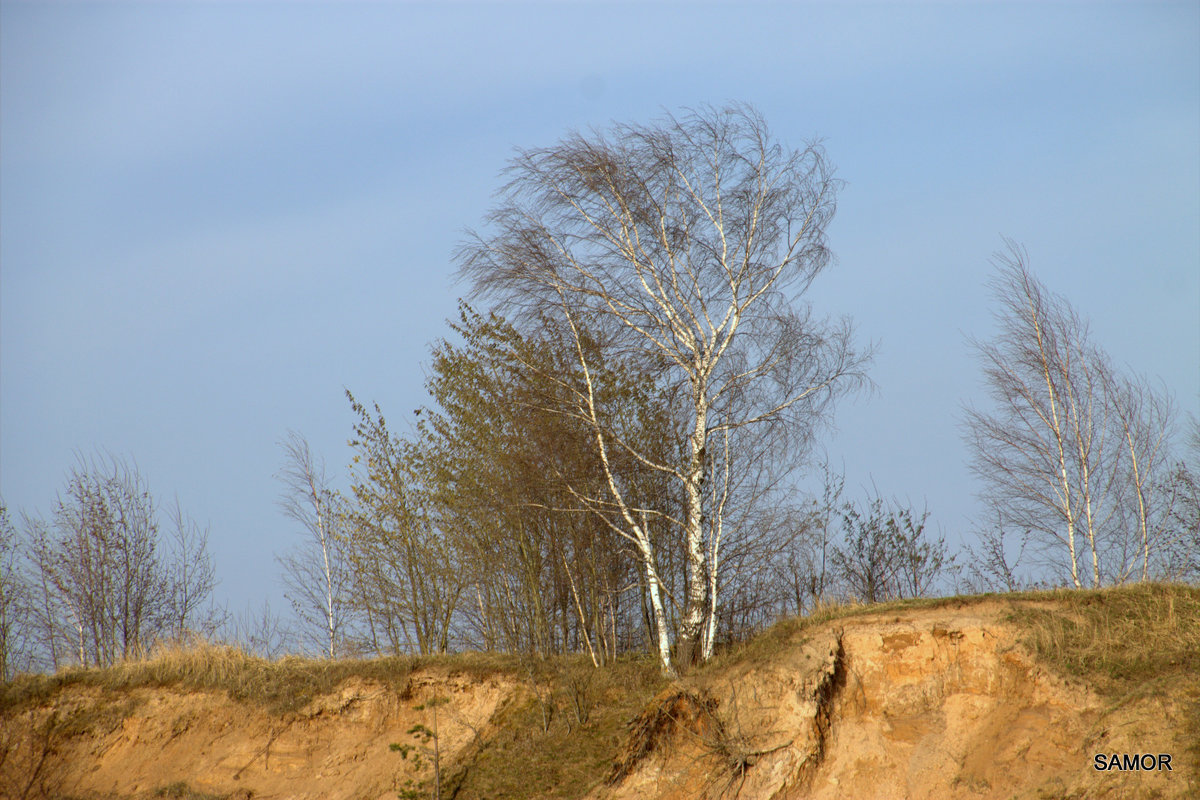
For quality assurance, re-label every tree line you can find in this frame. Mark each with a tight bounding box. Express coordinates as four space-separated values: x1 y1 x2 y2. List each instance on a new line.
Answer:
2 104 1195 679
0 455 219 678
276 106 1196 674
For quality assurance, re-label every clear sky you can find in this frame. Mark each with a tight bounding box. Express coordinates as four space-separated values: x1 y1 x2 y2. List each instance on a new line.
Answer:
3 1 1197 617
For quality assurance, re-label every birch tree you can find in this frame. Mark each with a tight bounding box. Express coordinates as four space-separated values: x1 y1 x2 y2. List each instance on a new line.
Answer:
963 241 1180 587
276 430 353 658
459 104 867 674
965 244 1099 587
1109 374 1175 581
164 498 221 640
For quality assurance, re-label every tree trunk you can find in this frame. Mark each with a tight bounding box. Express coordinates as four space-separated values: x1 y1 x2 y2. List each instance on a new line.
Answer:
677 392 709 668
639 542 675 678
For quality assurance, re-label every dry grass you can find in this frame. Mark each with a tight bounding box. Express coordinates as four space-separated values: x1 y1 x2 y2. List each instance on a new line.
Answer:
441 654 667 799
1002 582 1200 692
1004 582 1200 774
0 638 526 717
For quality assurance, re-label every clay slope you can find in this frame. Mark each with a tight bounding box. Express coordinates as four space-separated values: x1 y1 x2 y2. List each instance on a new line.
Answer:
596 600 1197 800
2 591 1196 800
1 669 520 800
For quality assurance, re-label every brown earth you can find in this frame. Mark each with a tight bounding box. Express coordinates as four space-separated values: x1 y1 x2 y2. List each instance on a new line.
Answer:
1 668 522 800
2 597 1196 800
591 600 1196 800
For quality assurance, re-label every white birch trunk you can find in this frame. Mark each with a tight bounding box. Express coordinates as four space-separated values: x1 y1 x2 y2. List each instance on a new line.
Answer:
640 543 675 678
1028 291 1082 589
315 504 336 658
678 389 710 665
701 426 731 662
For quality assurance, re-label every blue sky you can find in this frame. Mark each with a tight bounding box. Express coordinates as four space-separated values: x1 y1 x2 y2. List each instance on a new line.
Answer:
3 1 1197 617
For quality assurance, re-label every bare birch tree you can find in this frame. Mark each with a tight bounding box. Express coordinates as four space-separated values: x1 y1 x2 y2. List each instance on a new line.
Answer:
965 243 1099 587
45 456 167 665
964 241 1180 587
276 430 353 658
164 498 221 640
1109 374 1176 581
459 104 867 674
1155 416 1199 582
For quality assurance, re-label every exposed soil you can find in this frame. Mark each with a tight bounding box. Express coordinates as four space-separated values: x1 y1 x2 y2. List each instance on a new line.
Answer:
590 600 1196 799
1 669 522 800
3 597 1196 800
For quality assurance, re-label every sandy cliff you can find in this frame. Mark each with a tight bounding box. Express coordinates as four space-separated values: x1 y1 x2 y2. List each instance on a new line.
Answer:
2 589 1196 800
593 600 1193 799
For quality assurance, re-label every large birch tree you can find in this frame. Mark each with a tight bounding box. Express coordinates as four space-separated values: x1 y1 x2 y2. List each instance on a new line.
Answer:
459 104 867 674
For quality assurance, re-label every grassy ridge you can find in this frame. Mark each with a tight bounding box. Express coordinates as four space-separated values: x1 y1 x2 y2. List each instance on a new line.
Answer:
1004 582 1200 691
0 640 526 716
701 582 1200 681
0 642 668 799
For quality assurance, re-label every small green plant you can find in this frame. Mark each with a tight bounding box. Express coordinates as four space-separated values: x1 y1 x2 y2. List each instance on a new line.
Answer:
390 774 421 800
390 695 450 800
388 737 424 800
151 782 228 800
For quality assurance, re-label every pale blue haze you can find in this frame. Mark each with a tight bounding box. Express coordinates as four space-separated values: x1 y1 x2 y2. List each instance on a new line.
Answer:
2 1 1197 615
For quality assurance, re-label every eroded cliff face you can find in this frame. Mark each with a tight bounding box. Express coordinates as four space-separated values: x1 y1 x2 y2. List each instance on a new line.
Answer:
2 599 1195 800
594 602 1194 800
812 612 1099 800
1 670 521 800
